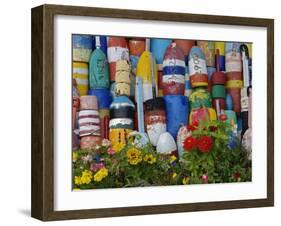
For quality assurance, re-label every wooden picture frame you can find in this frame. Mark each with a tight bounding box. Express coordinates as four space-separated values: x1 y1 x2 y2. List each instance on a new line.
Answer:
31 4 274 221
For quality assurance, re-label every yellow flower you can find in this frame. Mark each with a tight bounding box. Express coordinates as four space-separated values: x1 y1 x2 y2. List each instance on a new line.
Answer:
172 173 177 179
170 155 177 164
73 152 78 162
73 188 81 190
183 176 190 185
126 148 142 165
143 154 156 164
93 168 108 182
112 142 125 153
74 176 82 185
80 170 93 184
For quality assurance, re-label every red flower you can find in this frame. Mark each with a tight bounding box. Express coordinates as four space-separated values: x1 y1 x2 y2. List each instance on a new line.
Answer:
219 114 227 121
187 125 196 131
183 136 197 151
234 172 241 179
197 136 213 153
209 126 217 132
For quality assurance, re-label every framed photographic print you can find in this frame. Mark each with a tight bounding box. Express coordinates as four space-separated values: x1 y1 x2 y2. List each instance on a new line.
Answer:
31 4 274 221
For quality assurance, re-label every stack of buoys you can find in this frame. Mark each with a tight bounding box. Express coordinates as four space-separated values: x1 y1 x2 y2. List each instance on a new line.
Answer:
109 96 135 145
78 96 101 150
136 51 158 102
150 39 172 97
188 46 216 125
225 42 243 115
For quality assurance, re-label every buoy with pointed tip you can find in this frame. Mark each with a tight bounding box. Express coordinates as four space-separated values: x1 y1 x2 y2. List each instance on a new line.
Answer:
156 132 177 155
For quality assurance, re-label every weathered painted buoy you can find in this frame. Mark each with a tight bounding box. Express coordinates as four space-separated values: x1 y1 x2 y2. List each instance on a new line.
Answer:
88 88 112 139
156 132 177 155
188 46 208 88
73 62 89 96
107 37 129 81
197 41 215 67
226 72 243 114
177 125 192 157
89 48 109 89
72 34 93 62
215 42 225 71
109 96 135 120
162 43 186 95
211 85 226 98
174 40 195 61
136 51 158 102
189 87 212 110
80 135 102 150
80 95 98 110
189 108 217 125
144 98 167 146
129 38 145 74
115 60 131 96
212 71 226 85
164 95 189 139
184 67 192 97
109 118 134 145
78 109 101 136
225 42 242 72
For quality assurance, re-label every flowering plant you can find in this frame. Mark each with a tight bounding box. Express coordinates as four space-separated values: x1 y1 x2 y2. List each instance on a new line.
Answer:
73 119 251 189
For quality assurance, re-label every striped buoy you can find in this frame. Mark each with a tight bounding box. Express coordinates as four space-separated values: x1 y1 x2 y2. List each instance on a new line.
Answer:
136 51 158 102
89 44 109 89
162 42 186 95
109 118 134 145
107 37 129 81
225 42 242 72
197 41 215 67
78 110 101 136
215 42 225 71
188 46 208 88
80 95 98 110
164 95 189 139
109 96 135 120
226 72 243 114
72 34 93 62
73 62 89 96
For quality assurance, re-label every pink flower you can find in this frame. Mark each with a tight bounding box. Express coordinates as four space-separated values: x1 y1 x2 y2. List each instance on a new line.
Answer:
90 163 105 172
81 154 93 164
107 147 115 155
201 174 208 183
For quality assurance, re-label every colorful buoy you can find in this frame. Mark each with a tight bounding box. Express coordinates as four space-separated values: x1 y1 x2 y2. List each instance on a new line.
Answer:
136 51 158 102
115 60 131 96
189 107 217 125
162 43 186 95
225 42 242 72
73 62 89 96
189 87 212 110
164 95 189 139
89 47 110 89
72 34 93 62
156 132 177 155
215 42 225 71
197 41 215 67
107 37 129 81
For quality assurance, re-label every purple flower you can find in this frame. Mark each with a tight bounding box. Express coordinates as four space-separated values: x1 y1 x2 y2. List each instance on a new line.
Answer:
201 174 208 183
90 163 105 172
107 147 115 155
